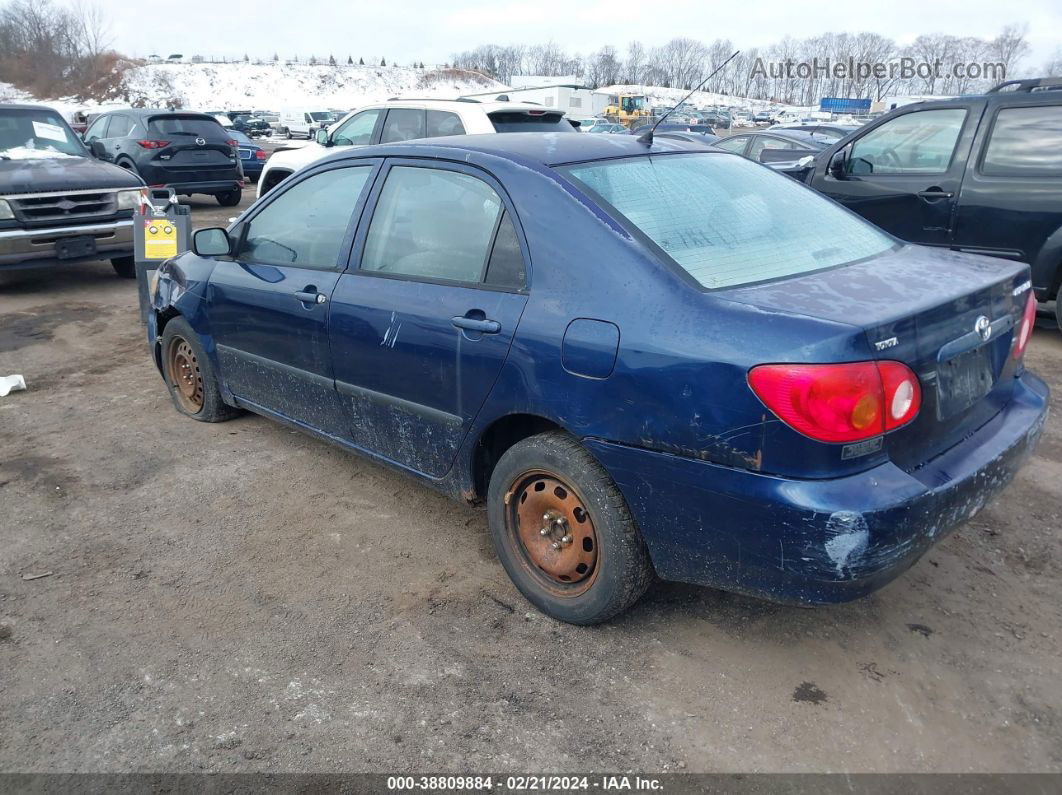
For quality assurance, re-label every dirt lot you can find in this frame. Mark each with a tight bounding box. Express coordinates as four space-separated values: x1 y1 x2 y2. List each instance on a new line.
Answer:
1 192 1061 774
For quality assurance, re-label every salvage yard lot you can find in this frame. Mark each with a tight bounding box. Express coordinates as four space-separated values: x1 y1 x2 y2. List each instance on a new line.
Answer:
1 193 1061 773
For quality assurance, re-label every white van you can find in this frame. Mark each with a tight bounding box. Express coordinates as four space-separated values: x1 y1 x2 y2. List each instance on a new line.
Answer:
279 108 334 139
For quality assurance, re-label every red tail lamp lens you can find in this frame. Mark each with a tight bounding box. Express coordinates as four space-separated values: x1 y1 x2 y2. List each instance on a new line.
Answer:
1013 292 1037 360
748 361 921 443
136 140 170 149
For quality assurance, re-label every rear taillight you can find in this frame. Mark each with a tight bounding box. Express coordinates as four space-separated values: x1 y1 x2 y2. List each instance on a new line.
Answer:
1013 292 1037 360
255 150 267 159
136 140 170 149
227 139 239 149
748 361 921 443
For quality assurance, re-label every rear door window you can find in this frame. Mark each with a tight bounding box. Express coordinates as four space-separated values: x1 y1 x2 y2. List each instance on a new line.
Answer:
360 165 504 284
714 135 748 153
426 110 465 137
236 166 374 270
380 109 426 143
106 115 134 138
981 105 1062 176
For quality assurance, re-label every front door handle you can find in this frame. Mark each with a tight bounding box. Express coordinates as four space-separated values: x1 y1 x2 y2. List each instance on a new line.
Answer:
452 316 501 334
294 289 326 304
917 188 954 200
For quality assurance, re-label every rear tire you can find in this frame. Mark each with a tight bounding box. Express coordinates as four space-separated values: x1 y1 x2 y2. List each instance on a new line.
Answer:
216 189 242 207
111 256 135 278
487 431 653 624
160 316 239 423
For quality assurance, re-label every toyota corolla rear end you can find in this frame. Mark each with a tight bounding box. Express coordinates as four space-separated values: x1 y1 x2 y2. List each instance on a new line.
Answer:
558 150 1049 604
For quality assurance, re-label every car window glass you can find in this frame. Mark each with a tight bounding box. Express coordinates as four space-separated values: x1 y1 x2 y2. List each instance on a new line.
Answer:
848 109 966 175
236 166 373 269
106 115 134 137
332 110 382 146
426 110 465 137
484 212 526 290
714 136 747 153
380 109 425 143
84 116 107 140
749 136 799 158
361 166 502 284
982 105 1062 176
149 116 229 140
561 153 892 290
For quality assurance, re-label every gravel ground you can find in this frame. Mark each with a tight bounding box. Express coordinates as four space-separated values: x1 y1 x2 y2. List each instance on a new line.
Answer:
1 192 1060 774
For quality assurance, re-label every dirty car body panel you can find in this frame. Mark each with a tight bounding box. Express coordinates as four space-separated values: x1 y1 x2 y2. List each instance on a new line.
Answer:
148 133 1048 606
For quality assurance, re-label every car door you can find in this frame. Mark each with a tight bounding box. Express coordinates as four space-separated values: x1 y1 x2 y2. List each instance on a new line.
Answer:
810 105 980 246
328 160 530 477
206 161 379 436
952 101 1062 270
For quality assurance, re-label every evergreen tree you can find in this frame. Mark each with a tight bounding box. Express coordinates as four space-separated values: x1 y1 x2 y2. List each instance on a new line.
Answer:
347 55 353 65
359 57 364 65
309 54 317 65
272 53 279 62
243 53 249 63
380 57 387 67
329 54 336 66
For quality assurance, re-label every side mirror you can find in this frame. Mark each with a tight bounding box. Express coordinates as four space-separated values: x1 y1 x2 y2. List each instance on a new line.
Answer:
193 227 232 257
828 147 849 179
315 128 330 146
89 140 107 158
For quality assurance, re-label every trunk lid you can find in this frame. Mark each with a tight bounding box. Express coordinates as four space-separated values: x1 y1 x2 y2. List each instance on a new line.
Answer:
146 115 237 176
723 244 1030 469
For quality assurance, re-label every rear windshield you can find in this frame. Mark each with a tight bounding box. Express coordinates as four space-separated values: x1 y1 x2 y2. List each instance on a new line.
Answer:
559 152 894 289
0 107 85 158
489 111 576 133
148 116 229 139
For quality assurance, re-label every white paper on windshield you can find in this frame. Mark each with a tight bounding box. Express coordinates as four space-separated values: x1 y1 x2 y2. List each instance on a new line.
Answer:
32 121 67 142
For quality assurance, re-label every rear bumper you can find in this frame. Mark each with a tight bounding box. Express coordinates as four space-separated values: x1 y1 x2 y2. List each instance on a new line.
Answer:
160 179 242 196
587 371 1049 605
0 219 134 269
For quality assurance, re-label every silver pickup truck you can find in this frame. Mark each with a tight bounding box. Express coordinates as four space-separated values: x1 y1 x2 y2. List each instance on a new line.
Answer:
1 103 144 278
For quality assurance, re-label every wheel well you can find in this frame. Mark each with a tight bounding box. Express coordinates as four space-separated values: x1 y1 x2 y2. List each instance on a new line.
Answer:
470 414 564 501
153 307 181 372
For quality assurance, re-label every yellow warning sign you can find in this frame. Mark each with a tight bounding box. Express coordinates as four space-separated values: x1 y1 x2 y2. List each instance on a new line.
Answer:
143 219 178 259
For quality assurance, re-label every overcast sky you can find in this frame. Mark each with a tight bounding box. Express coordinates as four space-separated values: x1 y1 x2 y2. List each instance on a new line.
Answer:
107 0 1062 71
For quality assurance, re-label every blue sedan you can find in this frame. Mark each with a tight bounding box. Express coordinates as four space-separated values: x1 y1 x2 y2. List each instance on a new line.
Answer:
229 129 267 181
147 134 1047 624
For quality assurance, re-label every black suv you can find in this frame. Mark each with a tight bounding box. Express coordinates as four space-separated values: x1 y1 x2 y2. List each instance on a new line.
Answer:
805 77 1062 327
83 110 244 206
230 114 271 138
1 103 143 278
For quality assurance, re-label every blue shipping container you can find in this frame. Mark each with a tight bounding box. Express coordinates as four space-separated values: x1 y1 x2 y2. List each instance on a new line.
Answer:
819 97 872 114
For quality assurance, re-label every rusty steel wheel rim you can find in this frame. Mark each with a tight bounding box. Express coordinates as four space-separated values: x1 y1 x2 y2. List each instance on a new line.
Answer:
167 336 204 413
507 471 599 594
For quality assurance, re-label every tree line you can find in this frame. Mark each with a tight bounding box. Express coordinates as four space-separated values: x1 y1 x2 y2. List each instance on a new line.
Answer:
451 27 1043 103
0 0 115 98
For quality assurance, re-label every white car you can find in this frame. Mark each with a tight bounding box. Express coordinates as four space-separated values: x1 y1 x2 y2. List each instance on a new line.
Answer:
257 98 573 197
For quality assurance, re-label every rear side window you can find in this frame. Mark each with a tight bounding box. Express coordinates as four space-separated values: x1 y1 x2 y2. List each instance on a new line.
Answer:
560 153 893 290
484 212 526 290
426 110 465 137
380 109 426 143
237 166 373 270
149 116 228 139
714 136 747 153
361 166 503 284
489 111 575 133
106 115 135 137
982 105 1062 176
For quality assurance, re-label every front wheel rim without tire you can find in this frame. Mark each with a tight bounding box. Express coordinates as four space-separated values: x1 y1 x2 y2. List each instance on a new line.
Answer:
167 337 204 413
506 470 599 596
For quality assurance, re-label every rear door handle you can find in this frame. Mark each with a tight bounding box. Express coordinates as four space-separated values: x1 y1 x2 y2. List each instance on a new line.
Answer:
451 316 501 334
294 289 326 304
917 188 954 200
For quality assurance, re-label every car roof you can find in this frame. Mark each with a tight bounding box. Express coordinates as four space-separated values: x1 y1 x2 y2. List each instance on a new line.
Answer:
315 131 716 168
0 103 62 112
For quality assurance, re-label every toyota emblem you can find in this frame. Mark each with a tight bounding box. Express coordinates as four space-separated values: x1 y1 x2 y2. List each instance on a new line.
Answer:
974 315 992 342
195 136 206 146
